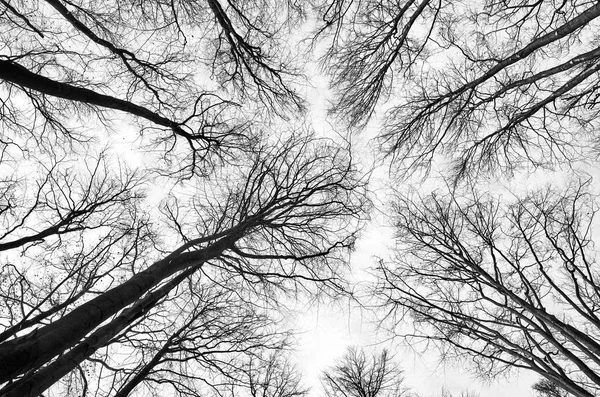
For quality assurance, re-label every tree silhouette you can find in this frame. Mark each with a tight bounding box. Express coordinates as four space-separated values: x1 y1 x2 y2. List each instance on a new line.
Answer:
0 0 307 176
50 273 302 397
321 347 410 397
315 0 600 178
0 134 368 396
0 151 150 344
376 181 600 397
0 1 370 394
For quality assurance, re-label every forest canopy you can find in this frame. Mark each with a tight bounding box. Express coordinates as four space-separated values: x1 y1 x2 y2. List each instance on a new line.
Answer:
1 1 600 397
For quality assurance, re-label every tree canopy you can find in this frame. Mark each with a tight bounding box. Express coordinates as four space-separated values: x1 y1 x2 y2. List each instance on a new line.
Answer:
317 0 600 178
0 1 368 395
3 1 600 396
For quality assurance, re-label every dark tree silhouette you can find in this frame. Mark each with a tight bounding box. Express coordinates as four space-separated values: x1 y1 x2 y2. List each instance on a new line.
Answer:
376 181 600 397
0 151 150 344
0 1 371 395
321 347 410 397
227 352 309 397
0 0 307 176
47 272 302 397
0 151 144 254
315 0 600 178
0 134 368 396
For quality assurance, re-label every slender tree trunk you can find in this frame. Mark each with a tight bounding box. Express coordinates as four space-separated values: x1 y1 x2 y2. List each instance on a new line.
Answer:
43 0 135 59
429 2 600 103
0 234 236 383
112 348 169 397
112 330 181 397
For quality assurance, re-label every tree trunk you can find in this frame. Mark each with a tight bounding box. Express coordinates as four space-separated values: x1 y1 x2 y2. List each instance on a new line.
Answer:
0 234 235 383
0 266 197 397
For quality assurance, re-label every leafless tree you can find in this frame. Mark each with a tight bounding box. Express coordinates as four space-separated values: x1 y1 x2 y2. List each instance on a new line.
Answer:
0 134 368 396
321 347 411 397
47 271 299 397
0 150 150 344
0 0 308 176
315 0 600 178
376 181 600 397
224 352 309 397
0 1 373 395
0 150 145 254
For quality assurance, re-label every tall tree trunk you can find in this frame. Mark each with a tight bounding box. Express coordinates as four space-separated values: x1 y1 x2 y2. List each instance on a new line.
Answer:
0 266 197 397
112 327 184 397
0 234 236 383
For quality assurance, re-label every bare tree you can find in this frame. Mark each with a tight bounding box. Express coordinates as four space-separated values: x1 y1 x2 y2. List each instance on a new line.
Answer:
0 1 373 395
0 134 368 396
321 347 410 397
52 272 297 397
376 181 600 397
315 0 600 178
0 0 309 176
0 150 144 253
225 352 309 397
0 150 150 344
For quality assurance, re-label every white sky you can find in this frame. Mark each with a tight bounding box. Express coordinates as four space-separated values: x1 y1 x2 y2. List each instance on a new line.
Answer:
283 191 539 397
292 279 540 397
288 57 548 397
